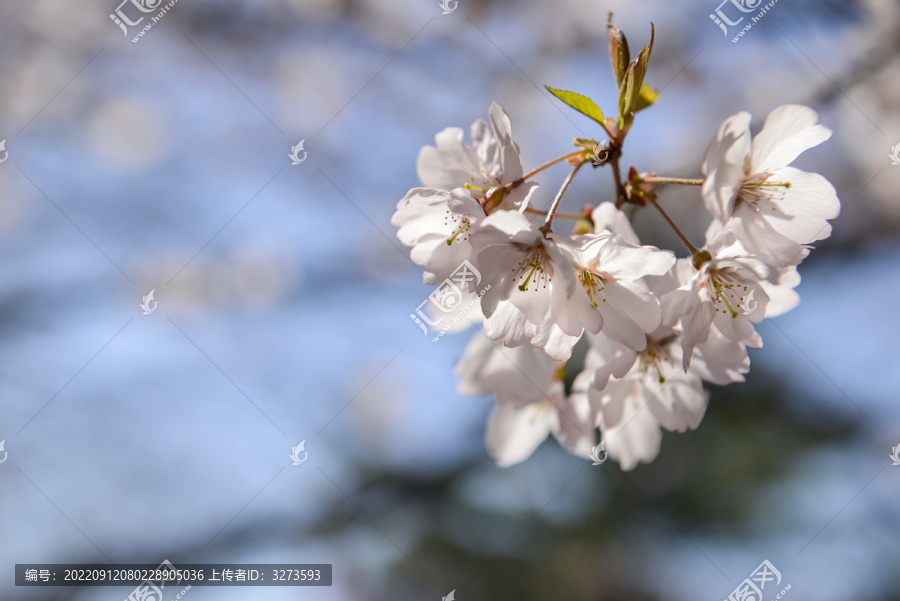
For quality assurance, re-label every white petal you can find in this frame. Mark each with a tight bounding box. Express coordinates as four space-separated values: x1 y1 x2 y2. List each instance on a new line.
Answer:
713 309 759 343
702 111 752 222
596 281 661 351
647 374 708 432
552 392 596 459
487 101 525 183
762 268 801 317
410 237 472 285
678 291 715 371
500 180 540 212
474 209 537 240
483 300 539 347
585 335 637 392
595 381 662 471
758 167 841 245
486 402 555 467
691 334 749 385
593 237 676 282
550 274 601 337
726 205 807 269
591 202 640 244
750 105 832 174
532 320 580 362
455 334 503 396
416 128 486 190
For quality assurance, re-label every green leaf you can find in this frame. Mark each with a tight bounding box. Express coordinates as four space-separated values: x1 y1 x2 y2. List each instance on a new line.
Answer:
633 83 659 112
617 63 636 125
545 86 605 126
617 23 655 120
607 13 630 87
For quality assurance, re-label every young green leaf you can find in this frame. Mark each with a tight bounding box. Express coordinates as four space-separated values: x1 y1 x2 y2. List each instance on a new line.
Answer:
617 23 655 121
633 83 659 112
607 13 630 87
630 23 655 104
617 62 637 125
545 86 605 125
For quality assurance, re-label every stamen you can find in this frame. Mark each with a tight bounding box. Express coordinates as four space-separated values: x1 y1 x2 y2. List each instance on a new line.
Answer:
580 271 607 307
555 365 566 382
446 221 469 246
744 181 792 188
712 278 738 318
444 211 471 246
740 174 792 211
651 356 665 383
518 263 541 291
639 338 672 384
513 249 550 292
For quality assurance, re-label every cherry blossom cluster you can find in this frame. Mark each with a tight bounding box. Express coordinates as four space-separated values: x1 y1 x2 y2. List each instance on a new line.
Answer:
392 16 839 470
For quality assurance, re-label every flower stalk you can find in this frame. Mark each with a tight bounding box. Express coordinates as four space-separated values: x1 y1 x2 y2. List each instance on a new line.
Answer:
648 196 701 257
542 162 586 234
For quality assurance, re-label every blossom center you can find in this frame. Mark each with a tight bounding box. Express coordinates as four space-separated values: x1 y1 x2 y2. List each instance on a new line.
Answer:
738 172 792 211
444 211 471 246
638 335 676 383
579 270 608 307
707 270 750 319
514 247 551 292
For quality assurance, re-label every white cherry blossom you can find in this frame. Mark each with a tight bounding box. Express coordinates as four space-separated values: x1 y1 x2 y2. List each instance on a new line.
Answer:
472 210 595 361
585 321 750 471
581 203 677 351
417 101 539 212
456 335 594 466
702 104 840 263
662 230 770 369
472 209 675 360
392 187 485 285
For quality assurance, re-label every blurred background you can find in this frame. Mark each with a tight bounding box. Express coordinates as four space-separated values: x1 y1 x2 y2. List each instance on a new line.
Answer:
0 0 898 599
